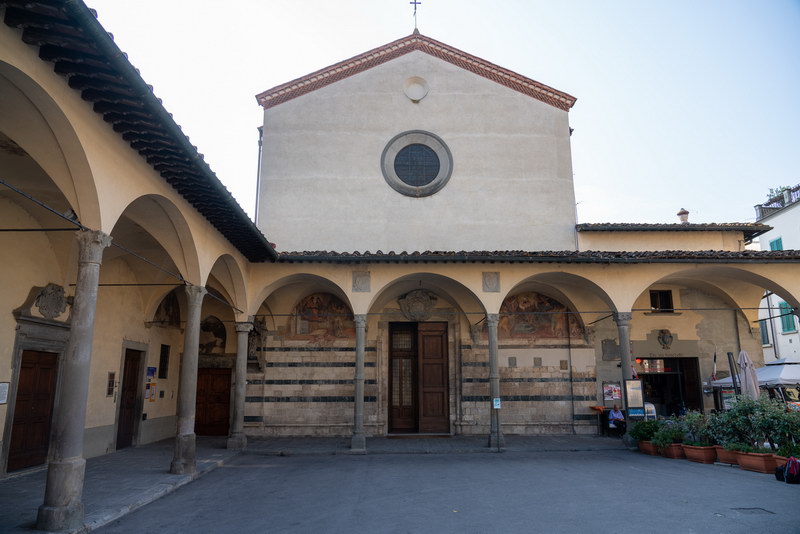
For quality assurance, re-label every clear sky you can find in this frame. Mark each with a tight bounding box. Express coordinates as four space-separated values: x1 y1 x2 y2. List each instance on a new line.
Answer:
88 0 800 225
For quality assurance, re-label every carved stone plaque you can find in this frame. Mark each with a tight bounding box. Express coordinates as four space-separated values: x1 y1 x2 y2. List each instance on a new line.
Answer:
398 290 437 321
482 272 500 293
34 284 68 320
352 271 371 292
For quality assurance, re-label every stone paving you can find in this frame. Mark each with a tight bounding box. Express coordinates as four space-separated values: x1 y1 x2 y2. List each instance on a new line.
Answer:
0 435 625 533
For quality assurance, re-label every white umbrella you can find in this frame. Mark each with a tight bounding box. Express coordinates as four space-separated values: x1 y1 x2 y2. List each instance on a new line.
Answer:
737 350 760 401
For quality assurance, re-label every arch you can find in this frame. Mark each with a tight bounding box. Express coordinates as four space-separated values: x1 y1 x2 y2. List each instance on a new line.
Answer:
109 194 202 285
503 271 618 321
368 272 486 324
248 273 351 318
206 254 248 320
0 61 101 229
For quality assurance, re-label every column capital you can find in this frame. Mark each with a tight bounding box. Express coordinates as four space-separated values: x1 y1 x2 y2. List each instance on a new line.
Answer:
612 312 632 325
354 314 367 328
486 313 499 325
184 284 207 302
235 321 254 333
76 229 112 264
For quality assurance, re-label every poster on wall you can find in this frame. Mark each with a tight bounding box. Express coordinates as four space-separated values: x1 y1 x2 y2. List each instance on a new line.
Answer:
603 382 621 401
0 382 8 404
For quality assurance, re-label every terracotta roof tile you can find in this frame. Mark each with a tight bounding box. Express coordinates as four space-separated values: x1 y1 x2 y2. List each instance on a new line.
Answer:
576 223 771 240
256 33 577 112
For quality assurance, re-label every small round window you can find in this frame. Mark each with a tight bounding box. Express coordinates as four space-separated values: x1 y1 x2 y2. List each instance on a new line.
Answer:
381 131 452 197
394 144 440 186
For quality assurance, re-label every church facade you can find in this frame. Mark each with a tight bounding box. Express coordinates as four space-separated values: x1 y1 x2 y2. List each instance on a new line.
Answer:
0 2 798 530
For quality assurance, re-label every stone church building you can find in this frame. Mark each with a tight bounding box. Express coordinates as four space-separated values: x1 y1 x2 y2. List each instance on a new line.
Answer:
0 2 798 530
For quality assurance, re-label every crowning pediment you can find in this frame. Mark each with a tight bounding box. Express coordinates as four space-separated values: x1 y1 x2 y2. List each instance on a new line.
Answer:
256 33 576 111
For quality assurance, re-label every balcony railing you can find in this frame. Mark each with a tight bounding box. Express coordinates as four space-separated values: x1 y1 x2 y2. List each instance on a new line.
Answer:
755 185 800 221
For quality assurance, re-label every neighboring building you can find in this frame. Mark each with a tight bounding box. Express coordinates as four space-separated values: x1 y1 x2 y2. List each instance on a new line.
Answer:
755 185 800 360
1 3 799 530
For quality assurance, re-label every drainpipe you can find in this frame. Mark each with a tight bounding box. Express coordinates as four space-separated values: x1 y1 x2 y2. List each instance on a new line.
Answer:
254 126 264 227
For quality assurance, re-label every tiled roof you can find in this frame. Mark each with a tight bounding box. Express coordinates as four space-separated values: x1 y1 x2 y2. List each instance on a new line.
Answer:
576 223 771 240
277 249 800 264
2 0 276 262
256 33 577 112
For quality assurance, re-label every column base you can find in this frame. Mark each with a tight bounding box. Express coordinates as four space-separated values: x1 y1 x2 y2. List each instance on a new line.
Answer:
226 433 247 450
170 433 196 475
350 432 366 452
36 457 86 532
488 432 505 449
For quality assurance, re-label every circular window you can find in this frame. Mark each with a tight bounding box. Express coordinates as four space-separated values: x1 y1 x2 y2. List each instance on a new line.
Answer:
381 131 452 197
394 144 440 186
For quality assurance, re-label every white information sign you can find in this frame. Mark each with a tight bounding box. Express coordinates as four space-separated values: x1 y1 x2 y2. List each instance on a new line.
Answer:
493 397 501 409
0 382 8 404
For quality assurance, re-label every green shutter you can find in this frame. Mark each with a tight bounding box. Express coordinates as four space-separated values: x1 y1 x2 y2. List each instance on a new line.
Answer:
770 238 783 251
780 302 797 333
760 320 770 345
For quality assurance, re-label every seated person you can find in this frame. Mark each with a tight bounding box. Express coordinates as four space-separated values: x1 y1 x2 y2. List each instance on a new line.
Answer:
608 404 626 435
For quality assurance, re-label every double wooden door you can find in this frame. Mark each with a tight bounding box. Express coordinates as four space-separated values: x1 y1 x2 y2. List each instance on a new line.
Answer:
389 323 449 434
195 368 231 436
8 350 58 472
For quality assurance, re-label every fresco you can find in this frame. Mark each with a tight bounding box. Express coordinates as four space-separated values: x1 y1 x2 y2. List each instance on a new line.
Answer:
293 293 354 338
200 315 227 353
153 290 180 327
496 292 585 340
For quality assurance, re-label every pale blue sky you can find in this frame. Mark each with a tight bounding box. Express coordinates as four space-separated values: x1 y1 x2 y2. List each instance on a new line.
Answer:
88 0 800 225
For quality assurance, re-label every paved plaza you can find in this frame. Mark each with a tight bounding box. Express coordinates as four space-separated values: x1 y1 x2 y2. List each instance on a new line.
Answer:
2 436 797 533
97 447 795 534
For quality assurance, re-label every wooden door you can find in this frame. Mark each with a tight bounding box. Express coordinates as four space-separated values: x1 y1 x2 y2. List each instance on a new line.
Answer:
195 368 231 436
418 323 449 433
7 350 58 472
116 349 142 450
389 324 418 433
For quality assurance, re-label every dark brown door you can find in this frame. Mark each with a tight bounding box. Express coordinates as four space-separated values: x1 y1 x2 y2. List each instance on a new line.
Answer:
418 323 449 433
389 323 449 434
195 368 231 436
389 324 418 433
7 350 58 472
116 349 143 450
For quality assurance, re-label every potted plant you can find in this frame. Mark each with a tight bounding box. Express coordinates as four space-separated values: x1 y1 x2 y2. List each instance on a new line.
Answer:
736 445 777 474
681 411 717 463
652 418 686 459
630 419 662 455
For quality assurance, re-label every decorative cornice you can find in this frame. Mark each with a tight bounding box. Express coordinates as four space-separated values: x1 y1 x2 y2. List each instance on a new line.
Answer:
256 33 577 112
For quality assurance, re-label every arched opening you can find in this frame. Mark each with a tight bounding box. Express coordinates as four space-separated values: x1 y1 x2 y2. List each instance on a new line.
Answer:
368 273 487 436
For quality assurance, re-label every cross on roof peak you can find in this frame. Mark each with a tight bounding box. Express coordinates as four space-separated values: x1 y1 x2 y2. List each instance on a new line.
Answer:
410 1 421 31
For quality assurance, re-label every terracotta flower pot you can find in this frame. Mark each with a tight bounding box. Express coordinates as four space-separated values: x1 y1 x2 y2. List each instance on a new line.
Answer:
683 444 717 464
638 441 659 455
738 452 777 474
774 455 788 469
715 445 739 465
662 443 686 459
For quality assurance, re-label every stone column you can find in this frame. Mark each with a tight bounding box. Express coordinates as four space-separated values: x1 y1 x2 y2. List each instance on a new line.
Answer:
613 312 633 408
170 284 206 474
227 321 253 450
487 313 504 448
37 230 111 532
351 314 367 451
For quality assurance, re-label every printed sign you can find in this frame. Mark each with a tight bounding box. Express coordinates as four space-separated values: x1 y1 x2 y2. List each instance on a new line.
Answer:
493 397 502 409
625 379 644 408
147 366 157 378
603 383 621 401
0 382 8 404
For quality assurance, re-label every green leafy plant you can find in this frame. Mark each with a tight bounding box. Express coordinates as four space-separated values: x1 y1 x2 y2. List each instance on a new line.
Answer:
629 419 662 442
777 441 800 458
681 411 714 446
724 442 753 453
651 418 686 451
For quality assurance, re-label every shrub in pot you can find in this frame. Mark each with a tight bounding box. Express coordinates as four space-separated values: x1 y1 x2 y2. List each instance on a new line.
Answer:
652 418 686 458
630 419 662 455
680 411 716 463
